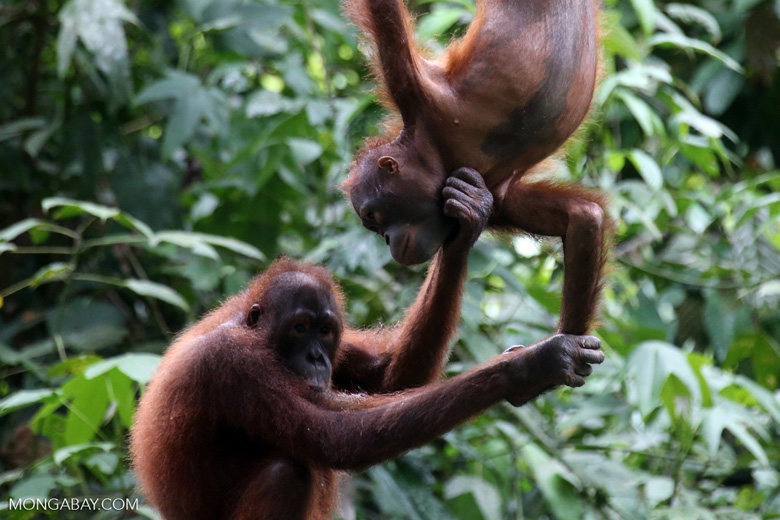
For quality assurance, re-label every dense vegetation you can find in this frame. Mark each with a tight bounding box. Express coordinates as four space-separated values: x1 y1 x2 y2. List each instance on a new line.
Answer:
1 0 779 518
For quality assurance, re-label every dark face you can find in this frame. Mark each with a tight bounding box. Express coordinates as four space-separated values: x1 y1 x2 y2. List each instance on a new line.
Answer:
248 272 342 389
349 147 455 266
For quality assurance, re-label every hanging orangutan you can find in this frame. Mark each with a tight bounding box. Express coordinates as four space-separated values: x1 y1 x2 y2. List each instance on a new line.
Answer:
342 0 609 335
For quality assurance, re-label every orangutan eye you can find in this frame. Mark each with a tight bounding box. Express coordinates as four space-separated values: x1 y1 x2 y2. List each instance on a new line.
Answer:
247 304 262 327
294 323 307 333
320 325 332 335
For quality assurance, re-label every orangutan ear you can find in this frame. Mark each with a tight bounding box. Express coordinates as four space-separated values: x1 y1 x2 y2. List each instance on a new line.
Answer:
377 156 399 174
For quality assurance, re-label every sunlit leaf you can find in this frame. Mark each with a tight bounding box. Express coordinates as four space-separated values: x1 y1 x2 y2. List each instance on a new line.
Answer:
57 0 138 83
666 4 721 43
0 389 59 417
630 0 657 34
84 353 162 384
629 149 663 190
649 34 743 72
125 279 189 311
444 477 501 520
626 341 702 417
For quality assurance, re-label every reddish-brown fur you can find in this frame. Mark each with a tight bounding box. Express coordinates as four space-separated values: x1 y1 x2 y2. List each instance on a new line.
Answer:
130 257 604 519
343 0 612 335
130 242 471 520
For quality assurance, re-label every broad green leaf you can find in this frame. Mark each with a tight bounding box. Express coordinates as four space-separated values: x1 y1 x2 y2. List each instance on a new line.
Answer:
0 219 48 242
630 0 657 34
618 91 662 136
9 475 58 499
368 466 424 520
444 477 501 520
685 202 712 233
30 262 73 287
85 353 162 384
57 0 138 81
666 4 721 43
704 69 743 116
0 118 45 142
0 389 59 417
703 294 735 362
645 476 675 506
733 375 780 423
521 444 583 520
649 34 743 72
417 7 466 42
603 16 643 61
85 451 119 474
115 213 155 239
125 279 189 311
61 376 110 445
626 341 702 417
702 404 768 465
154 231 264 260
108 370 135 427
287 138 323 165
136 71 228 157
629 149 663 190
672 111 735 140
52 442 114 465
43 197 120 221
154 231 220 259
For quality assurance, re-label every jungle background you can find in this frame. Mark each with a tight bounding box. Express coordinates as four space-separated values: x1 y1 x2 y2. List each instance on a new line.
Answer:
1 0 779 518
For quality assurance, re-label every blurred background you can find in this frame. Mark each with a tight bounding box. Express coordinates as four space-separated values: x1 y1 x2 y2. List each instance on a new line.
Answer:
1 0 779 518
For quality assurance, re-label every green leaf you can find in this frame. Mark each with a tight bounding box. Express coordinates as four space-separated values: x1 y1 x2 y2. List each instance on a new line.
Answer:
42 197 120 221
417 7 466 41
630 0 657 34
245 90 303 118
626 341 702 417
521 444 583 520
153 231 220 259
368 466 425 520
603 16 644 61
84 353 162 384
154 231 264 260
136 71 228 157
9 475 57 499
287 138 323 166
684 202 712 234
645 476 675 507
665 4 721 43
30 262 73 287
649 34 743 72
618 91 662 136
0 389 59 417
52 442 114 465
444 477 501 520
0 243 16 256
629 149 663 190
61 376 110 445
703 70 743 116
0 219 49 242
125 279 189 311
672 111 734 140
57 0 138 82
702 403 768 465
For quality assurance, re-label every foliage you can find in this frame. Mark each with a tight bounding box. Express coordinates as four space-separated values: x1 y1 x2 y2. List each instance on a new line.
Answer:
1 0 779 518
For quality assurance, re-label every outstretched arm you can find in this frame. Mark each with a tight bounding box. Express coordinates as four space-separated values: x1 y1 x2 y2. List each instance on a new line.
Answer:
232 334 603 471
345 0 426 123
334 168 493 392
